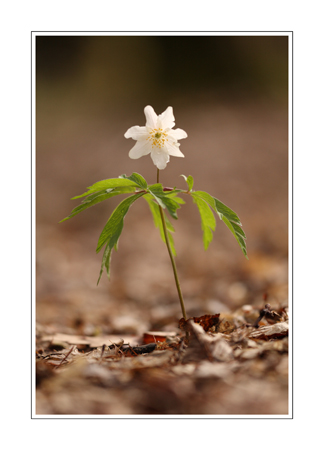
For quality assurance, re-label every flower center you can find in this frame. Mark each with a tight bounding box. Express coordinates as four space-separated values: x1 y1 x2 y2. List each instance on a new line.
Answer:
147 128 168 149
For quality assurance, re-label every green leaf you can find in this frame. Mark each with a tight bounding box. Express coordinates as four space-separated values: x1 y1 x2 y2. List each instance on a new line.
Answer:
146 184 165 209
97 244 113 284
191 193 216 250
214 198 241 224
192 191 217 211
231 221 246 239
147 183 163 193
96 192 145 282
96 191 145 252
181 174 194 191
213 197 247 258
170 197 186 205
147 184 185 200
190 191 247 258
71 173 148 200
167 192 186 204
144 194 176 256
72 178 140 199
147 185 181 220
221 216 248 258
60 186 137 222
119 172 148 189
158 196 181 219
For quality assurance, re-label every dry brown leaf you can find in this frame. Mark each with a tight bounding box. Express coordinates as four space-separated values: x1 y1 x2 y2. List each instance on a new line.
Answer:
40 333 139 348
179 314 221 332
249 322 288 340
183 320 233 363
143 331 178 344
194 360 240 379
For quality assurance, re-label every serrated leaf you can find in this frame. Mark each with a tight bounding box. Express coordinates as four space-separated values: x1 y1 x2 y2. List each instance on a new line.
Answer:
96 192 145 252
144 194 176 256
167 192 186 204
97 244 113 284
221 216 248 258
147 186 181 220
120 172 148 189
213 197 247 258
60 186 137 222
146 184 165 209
192 191 216 211
147 183 164 193
148 184 185 204
157 196 181 219
231 221 246 240
214 198 241 224
191 191 247 258
181 174 194 191
96 193 145 283
191 193 216 250
72 178 140 199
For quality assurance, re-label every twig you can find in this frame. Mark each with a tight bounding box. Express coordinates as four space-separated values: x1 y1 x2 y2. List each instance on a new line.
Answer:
55 345 75 369
109 340 125 358
99 344 105 364
253 303 282 328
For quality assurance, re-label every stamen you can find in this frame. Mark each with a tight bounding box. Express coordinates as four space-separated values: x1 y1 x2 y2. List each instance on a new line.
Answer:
148 128 168 149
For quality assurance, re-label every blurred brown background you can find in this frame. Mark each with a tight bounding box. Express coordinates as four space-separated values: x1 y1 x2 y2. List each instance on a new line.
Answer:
36 35 288 335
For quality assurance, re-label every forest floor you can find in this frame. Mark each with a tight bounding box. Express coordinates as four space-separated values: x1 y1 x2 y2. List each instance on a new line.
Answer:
35 98 289 415
36 304 288 415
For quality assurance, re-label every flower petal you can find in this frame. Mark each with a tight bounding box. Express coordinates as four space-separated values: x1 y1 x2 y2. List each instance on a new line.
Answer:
129 140 152 159
167 128 188 141
158 106 175 129
144 106 158 129
150 149 170 170
124 126 148 140
165 140 185 157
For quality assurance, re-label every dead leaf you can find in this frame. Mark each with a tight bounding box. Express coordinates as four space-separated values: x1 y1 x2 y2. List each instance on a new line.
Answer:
217 319 236 334
40 333 139 348
179 314 221 332
143 331 178 344
249 322 288 340
194 360 239 379
182 321 233 363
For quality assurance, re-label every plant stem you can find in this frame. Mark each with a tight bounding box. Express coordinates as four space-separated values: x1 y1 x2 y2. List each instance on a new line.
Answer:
157 169 187 320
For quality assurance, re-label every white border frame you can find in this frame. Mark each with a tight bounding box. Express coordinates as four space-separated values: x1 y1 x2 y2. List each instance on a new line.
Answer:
31 31 293 419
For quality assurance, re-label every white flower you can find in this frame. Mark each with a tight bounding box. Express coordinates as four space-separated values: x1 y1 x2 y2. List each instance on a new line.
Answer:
124 105 188 170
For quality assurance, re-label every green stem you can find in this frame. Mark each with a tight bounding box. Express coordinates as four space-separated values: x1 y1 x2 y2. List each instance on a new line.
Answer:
157 169 187 320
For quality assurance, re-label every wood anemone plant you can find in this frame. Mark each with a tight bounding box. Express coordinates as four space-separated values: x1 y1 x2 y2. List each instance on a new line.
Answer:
60 106 248 321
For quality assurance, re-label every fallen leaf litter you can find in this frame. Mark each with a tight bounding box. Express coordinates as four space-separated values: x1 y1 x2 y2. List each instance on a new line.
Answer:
36 302 289 415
